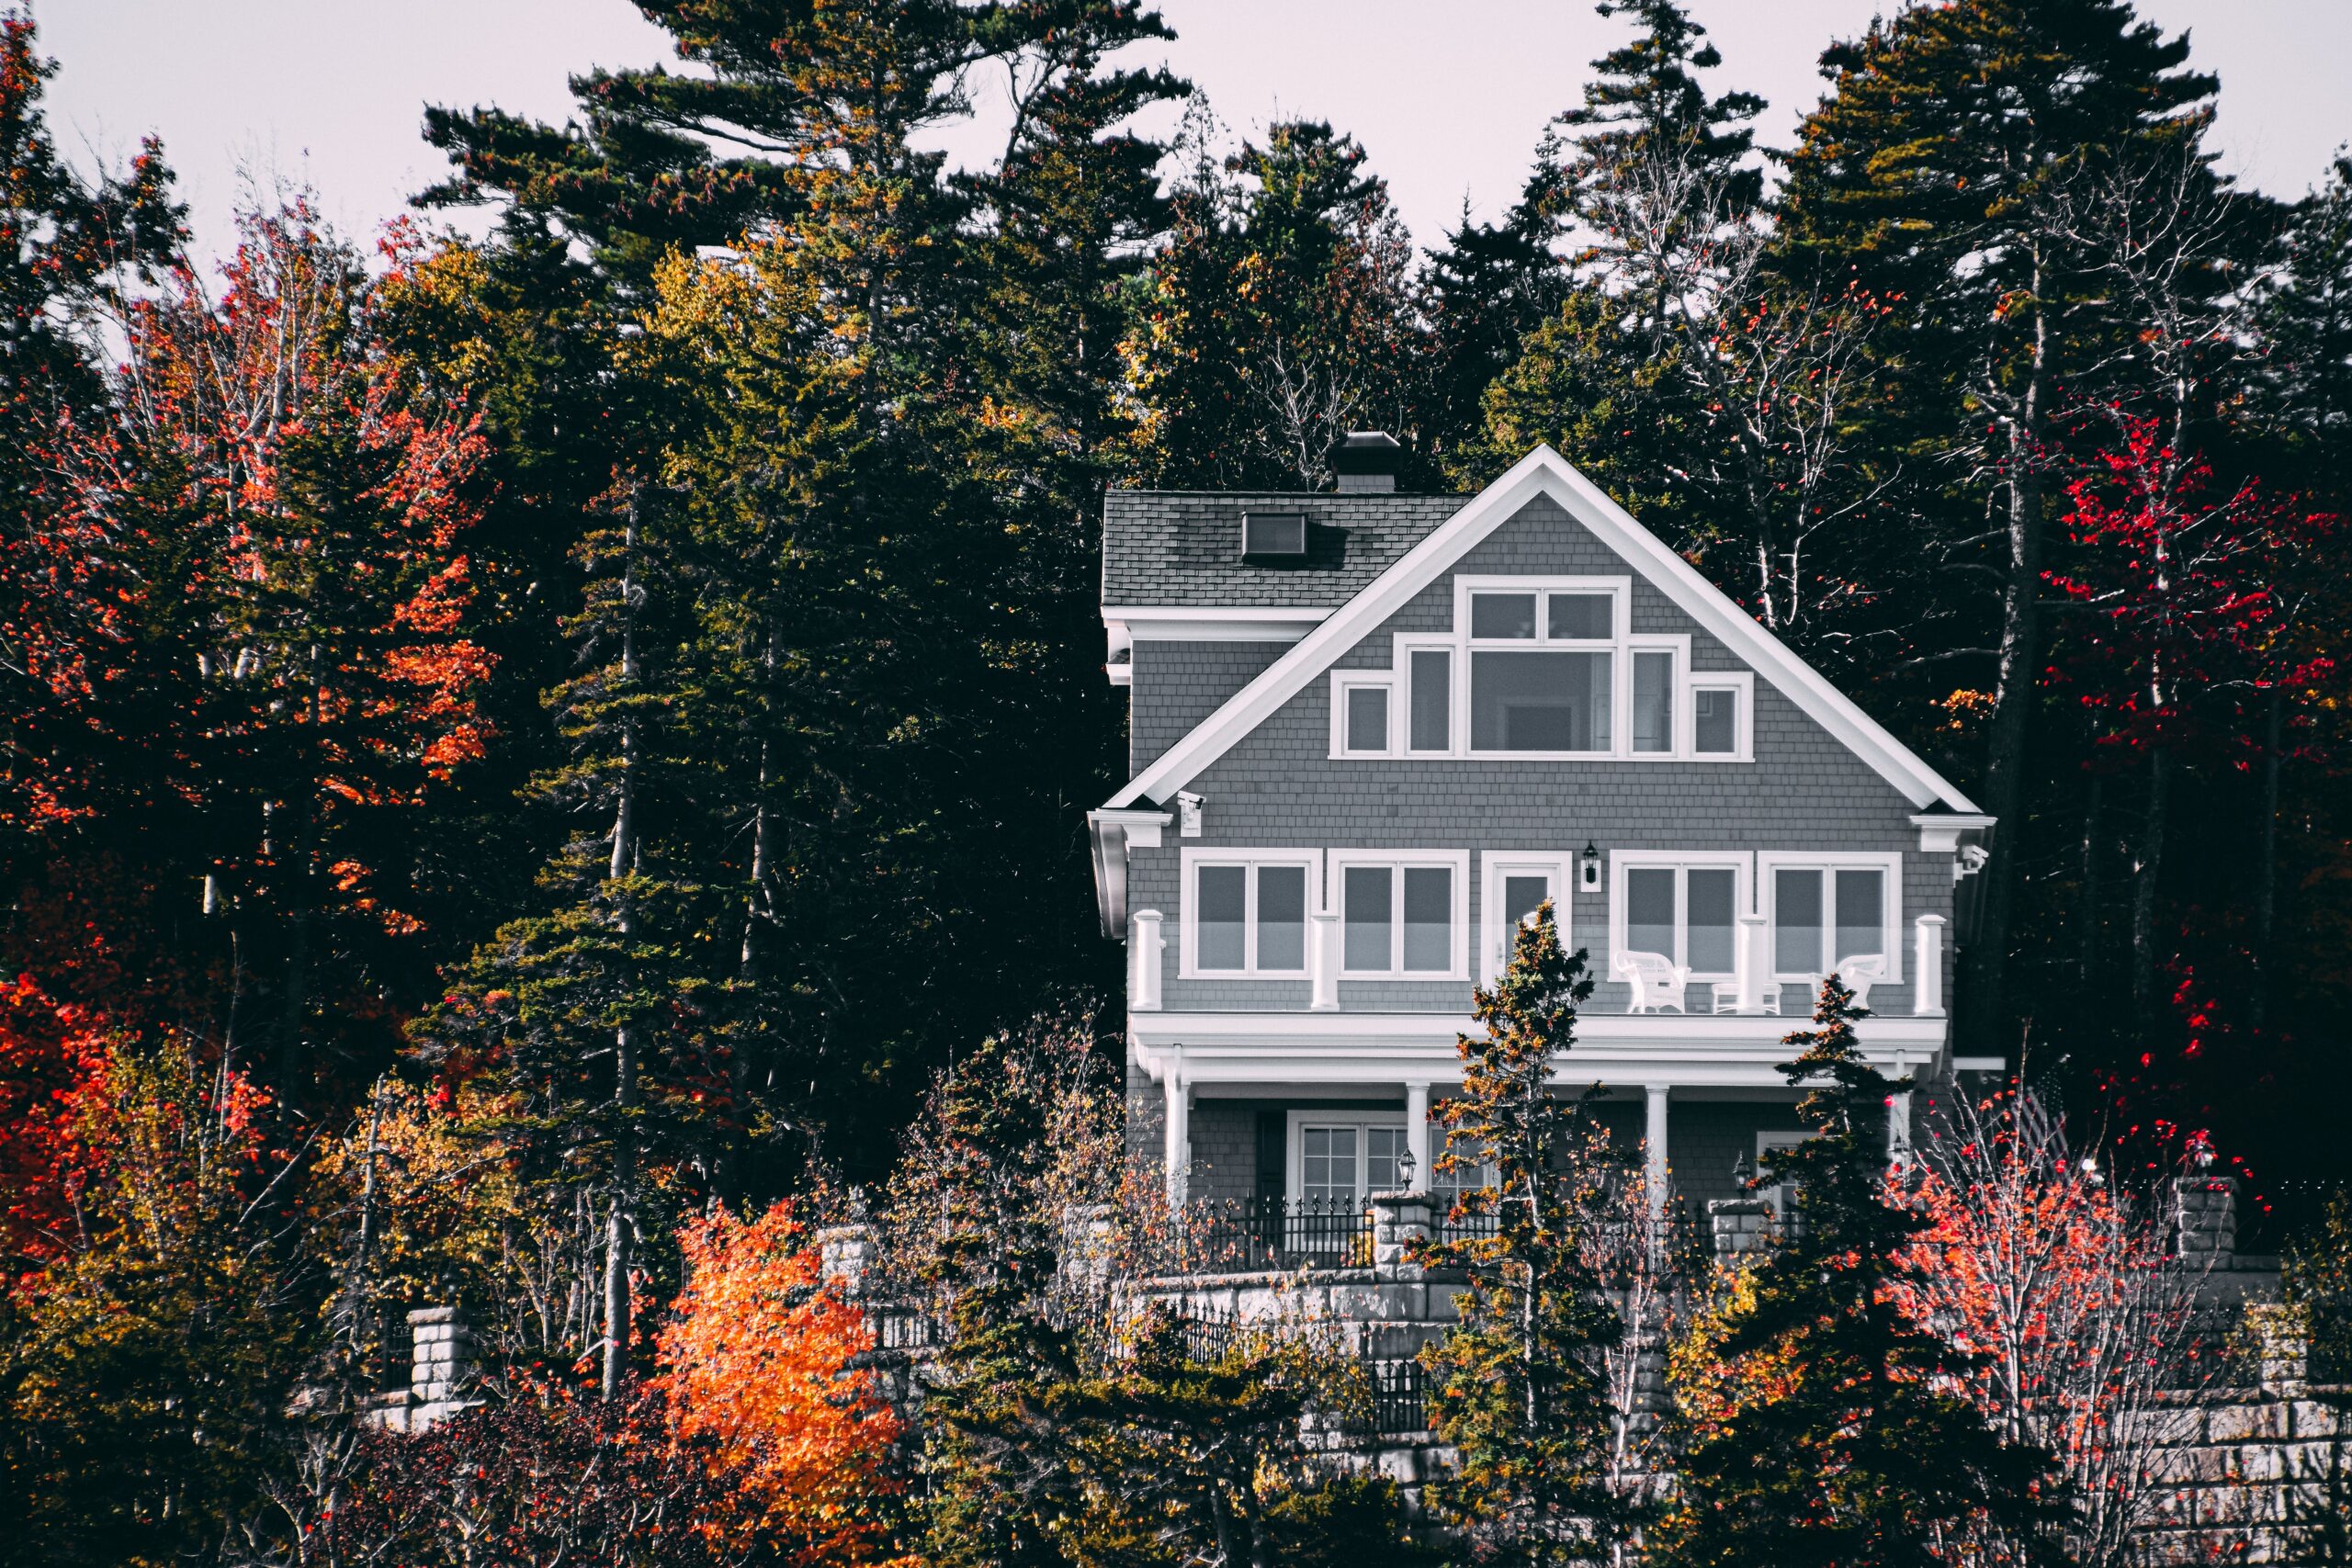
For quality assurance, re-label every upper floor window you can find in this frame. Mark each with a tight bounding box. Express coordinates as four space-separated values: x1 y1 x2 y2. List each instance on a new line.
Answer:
1182 850 1317 977
1760 852 1901 983
1325 578 1755 761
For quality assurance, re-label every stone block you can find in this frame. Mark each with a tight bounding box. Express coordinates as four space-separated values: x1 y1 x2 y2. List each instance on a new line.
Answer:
1374 1446 1421 1484
2288 1400 2341 1439
407 1305 461 1327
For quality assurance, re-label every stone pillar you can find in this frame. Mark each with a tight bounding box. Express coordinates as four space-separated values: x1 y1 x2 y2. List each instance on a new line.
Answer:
818 1224 876 1298
1163 1065 1190 1207
1310 908 1340 1011
1644 1085 1670 1229
1707 1197 1773 1258
1060 1203 1118 1296
2173 1174 2239 1267
1405 1081 1431 1194
407 1305 476 1430
1130 910 1164 1012
1369 1190 1430 1280
1913 915 1946 1016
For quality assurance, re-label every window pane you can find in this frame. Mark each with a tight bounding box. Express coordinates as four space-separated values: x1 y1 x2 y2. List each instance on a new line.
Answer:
1470 650 1613 750
1345 685 1389 752
1688 869 1736 973
1775 869 1824 974
1548 592 1612 639
1470 592 1538 638
1303 1126 1357 1201
1834 868 1885 965
1503 874 1551 929
1343 865 1394 971
1257 864 1307 972
1633 650 1673 752
1366 1126 1408 1192
1198 864 1247 970
1403 866 1452 971
1409 649 1452 750
1694 687 1737 753
1626 867 1677 958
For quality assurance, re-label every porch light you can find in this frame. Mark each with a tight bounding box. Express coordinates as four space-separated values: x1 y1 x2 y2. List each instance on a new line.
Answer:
1396 1145 1416 1190
1578 840 1602 891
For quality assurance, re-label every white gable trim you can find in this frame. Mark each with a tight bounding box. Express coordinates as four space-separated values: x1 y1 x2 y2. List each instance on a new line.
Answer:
1105 446 1981 815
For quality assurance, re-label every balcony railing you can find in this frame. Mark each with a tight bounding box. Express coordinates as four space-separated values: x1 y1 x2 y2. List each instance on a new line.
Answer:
1153 1194 1372 1274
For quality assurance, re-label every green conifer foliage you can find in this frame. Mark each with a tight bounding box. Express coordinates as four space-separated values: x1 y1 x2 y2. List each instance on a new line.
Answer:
1655 976 2059 1568
1555 0 1764 220
1419 902 1636 1564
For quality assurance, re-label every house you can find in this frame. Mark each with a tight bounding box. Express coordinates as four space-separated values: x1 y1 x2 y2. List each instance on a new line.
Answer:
1086 436 1995 1224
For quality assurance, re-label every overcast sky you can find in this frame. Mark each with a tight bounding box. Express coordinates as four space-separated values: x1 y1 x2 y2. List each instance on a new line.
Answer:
45 0 2352 270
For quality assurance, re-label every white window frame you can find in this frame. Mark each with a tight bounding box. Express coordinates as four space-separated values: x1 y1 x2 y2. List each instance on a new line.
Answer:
1478 852 1577 985
1682 670 1755 761
1757 851 1905 985
1179 847 1324 979
1609 851 1753 980
1328 849 1472 979
1323 579 1753 763
1329 671 1398 758
1286 1109 1409 1202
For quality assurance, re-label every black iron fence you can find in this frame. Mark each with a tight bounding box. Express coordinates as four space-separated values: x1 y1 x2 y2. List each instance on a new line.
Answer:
1159 1194 1374 1273
1345 1356 1430 1438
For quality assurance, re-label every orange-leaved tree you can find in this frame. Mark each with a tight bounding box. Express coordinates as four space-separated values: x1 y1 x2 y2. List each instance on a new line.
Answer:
657 1201 910 1566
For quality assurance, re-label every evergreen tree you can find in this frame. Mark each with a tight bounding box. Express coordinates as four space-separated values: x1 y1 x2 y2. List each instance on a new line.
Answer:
1125 111 1430 491
2257 153 2352 496
1655 976 2058 1568
1419 902 1635 1563
1775 0 2222 1044
1555 0 1764 223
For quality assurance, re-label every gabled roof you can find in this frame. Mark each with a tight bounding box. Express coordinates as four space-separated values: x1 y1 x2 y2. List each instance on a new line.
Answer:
1102 490 1470 609
1104 446 1983 816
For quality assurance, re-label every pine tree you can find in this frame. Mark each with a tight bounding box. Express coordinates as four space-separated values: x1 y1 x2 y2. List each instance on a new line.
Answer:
1125 111 1430 491
1419 902 1636 1564
2257 154 2352 495
1654 976 2058 1568
1555 0 1764 223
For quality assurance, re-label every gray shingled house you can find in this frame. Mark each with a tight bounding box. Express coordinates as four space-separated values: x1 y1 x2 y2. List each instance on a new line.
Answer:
1086 435 1994 1224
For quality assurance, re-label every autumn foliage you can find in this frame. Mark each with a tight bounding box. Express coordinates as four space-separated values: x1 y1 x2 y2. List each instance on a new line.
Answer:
657 1202 909 1565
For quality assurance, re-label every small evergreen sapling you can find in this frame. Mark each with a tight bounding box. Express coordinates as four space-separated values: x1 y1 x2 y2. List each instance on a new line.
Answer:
1419 901 1639 1564
1655 976 2060 1568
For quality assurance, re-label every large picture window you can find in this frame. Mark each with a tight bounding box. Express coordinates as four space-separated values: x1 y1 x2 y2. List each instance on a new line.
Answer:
1182 851 1319 977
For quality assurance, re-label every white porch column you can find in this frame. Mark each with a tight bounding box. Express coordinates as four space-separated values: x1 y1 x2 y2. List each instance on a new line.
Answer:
1644 1084 1670 1227
1913 914 1946 1017
1405 1080 1431 1194
1734 913 1769 1013
1130 909 1164 1012
1309 908 1340 1011
1162 1056 1190 1207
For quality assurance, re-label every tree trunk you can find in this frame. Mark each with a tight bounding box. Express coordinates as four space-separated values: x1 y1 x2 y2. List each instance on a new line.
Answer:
2128 746 2170 1033
2078 771 2102 991
1960 248 2052 1050
603 489 645 1401
2251 687 2283 1030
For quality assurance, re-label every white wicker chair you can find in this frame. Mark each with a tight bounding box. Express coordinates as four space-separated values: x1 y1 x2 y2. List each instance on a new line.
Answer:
1613 950 1691 1014
1823 953 1888 1011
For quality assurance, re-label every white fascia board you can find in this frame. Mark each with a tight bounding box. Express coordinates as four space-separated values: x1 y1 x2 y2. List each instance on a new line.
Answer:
1909 812 1996 853
1103 605 1328 663
1087 807 1173 940
1128 1009 1947 1088
1103 446 1982 816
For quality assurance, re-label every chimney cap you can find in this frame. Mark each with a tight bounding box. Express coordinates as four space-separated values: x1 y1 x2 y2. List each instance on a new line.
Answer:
1331 430 1402 475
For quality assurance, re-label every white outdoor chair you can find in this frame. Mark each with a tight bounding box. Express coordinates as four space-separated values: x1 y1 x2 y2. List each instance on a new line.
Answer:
1613 950 1691 1014
1709 981 1783 1016
1822 953 1887 1011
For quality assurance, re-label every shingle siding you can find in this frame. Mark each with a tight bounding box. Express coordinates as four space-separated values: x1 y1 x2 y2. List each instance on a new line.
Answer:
1124 492 1958 1016
1130 640 1291 775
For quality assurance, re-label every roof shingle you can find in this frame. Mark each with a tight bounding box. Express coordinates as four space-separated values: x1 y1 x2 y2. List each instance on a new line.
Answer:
1102 490 1470 608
